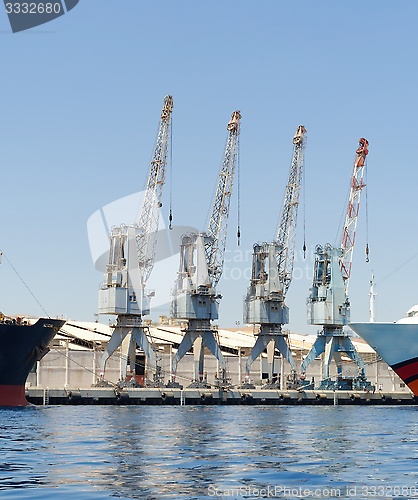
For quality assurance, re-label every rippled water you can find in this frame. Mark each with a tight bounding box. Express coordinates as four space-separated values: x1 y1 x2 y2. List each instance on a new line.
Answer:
0 405 417 499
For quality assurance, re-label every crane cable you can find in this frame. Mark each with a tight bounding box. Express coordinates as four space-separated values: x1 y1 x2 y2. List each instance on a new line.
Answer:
302 154 307 259
236 136 241 246
0 250 50 318
365 159 370 262
168 115 173 230
335 181 351 249
203 135 228 231
376 252 418 287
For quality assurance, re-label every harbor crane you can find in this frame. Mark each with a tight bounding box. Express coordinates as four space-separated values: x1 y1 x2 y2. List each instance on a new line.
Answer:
301 138 371 390
170 110 241 387
243 126 307 388
97 95 173 384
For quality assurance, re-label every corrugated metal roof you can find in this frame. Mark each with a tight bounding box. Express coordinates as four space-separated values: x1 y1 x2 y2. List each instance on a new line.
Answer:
55 321 375 354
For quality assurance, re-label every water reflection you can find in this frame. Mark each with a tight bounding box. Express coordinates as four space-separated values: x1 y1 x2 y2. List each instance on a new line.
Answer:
0 407 50 489
1 406 418 498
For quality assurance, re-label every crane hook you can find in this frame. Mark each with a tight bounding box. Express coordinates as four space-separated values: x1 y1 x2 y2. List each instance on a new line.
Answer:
237 226 241 246
365 243 369 263
169 209 173 231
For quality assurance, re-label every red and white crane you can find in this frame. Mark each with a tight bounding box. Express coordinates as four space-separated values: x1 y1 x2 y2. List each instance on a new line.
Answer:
302 138 371 390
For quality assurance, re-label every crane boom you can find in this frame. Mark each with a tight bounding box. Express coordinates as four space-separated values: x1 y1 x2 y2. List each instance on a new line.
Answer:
339 137 368 288
205 110 241 287
136 95 174 283
276 125 307 295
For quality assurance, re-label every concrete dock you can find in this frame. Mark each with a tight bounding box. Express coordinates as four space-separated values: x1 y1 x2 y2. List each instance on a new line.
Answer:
26 387 418 406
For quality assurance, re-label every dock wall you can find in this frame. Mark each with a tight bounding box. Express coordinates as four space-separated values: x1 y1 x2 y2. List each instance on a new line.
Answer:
27 345 409 395
26 387 417 406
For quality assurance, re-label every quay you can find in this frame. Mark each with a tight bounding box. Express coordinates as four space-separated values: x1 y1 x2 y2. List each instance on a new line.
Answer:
25 321 415 406
26 387 418 406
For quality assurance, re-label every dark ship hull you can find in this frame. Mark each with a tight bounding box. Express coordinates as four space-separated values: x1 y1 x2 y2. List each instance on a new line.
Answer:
0 317 64 406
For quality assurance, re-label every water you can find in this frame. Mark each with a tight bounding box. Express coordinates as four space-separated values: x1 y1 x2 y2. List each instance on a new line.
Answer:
0 405 417 499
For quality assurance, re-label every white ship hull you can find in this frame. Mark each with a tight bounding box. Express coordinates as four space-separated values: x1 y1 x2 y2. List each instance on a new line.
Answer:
350 321 418 396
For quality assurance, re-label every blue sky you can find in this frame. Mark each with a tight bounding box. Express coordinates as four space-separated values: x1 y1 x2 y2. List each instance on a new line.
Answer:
0 1 417 335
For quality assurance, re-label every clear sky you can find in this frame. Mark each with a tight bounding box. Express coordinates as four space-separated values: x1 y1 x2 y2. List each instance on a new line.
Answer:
1 1 417 336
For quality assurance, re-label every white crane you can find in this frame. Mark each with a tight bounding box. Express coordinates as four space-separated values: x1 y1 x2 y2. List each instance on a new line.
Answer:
301 138 372 390
243 126 307 387
97 96 173 384
170 110 241 387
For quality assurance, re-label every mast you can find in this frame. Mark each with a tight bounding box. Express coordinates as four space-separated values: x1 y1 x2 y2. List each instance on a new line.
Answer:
369 272 376 323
